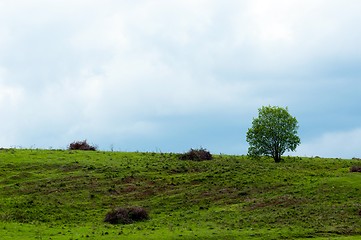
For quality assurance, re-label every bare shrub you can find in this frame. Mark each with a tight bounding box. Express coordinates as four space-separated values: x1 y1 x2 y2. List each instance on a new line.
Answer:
128 207 149 222
68 140 97 151
104 207 149 225
350 165 361 173
179 148 212 161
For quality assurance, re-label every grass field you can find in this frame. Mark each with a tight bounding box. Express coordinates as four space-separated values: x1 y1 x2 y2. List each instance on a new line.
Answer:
0 149 360 239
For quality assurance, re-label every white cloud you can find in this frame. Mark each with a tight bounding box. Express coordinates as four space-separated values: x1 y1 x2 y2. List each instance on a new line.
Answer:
295 128 361 159
0 78 25 147
0 68 24 108
0 0 360 155
0 85 23 107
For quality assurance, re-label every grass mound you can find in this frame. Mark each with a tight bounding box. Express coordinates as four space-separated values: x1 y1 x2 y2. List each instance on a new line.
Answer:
0 149 361 239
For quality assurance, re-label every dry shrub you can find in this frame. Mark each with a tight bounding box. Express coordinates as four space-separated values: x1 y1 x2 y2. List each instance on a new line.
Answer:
179 148 212 161
350 165 361 173
68 140 97 151
104 207 149 225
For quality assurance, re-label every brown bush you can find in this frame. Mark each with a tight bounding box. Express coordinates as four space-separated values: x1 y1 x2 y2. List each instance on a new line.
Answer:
350 165 361 173
179 148 212 161
68 140 97 151
104 207 149 225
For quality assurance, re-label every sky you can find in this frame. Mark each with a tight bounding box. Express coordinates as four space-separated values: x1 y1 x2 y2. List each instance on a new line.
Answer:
0 0 360 158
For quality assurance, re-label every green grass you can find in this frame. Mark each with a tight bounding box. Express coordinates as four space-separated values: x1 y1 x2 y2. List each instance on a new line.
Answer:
0 149 360 239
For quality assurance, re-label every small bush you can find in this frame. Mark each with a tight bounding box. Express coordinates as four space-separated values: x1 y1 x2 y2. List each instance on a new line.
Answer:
179 148 212 161
104 207 149 225
68 140 97 151
350 165 361 173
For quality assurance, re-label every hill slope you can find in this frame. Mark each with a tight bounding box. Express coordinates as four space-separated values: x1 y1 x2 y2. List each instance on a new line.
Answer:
0 149 360 239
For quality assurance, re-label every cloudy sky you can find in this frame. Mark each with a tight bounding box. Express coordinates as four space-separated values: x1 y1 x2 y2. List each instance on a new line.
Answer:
0 0 360 158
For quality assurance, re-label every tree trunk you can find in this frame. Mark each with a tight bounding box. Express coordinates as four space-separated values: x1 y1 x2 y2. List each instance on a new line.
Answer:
274 155 281 163
273 143 282 163
273 149 281 163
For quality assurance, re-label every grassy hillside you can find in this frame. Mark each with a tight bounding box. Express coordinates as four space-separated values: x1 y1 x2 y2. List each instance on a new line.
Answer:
0 149 360 239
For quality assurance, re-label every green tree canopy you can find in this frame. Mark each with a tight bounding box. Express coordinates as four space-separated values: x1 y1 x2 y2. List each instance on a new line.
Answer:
246 106 300 162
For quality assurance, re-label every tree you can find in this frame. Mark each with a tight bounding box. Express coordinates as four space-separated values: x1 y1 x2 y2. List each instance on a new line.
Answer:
246 106 300 162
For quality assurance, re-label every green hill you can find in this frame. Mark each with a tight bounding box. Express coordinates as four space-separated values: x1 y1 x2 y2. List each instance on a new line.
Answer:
0 149 360 239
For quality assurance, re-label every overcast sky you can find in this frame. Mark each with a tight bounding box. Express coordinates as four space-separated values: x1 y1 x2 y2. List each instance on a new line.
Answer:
0 0 360 158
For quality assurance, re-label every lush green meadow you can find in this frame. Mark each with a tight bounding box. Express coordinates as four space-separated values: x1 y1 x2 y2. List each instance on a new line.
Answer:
0 149 360 239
